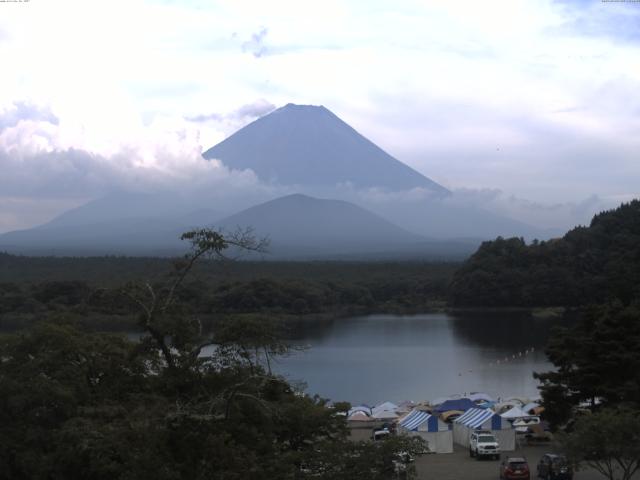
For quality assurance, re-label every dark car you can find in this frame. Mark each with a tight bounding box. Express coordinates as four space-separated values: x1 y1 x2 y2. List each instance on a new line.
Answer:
537 453 573 480
500 457 530 480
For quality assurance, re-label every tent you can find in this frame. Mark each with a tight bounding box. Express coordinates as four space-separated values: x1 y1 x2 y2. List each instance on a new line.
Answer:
501 406 529 419
348 405 372 416
398 410 453 453
396 400 416 415
504 396 529 406
347 411 372 422
440 411 464 423
468 392 495 403
433 398 477 413
371 402 399 420
476 401 496 410
431 395 460 406
494 401 521 414
452 408 515 451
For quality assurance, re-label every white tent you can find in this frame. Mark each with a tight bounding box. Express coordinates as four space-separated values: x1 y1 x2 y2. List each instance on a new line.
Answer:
522 402 541 414
452 408 515 451
371 402 399 420
348 405 372 416
468 392 494 403
347 411 372 422
398 409 453 454
504 396 529 406
495 401 521 414
501 406 529 419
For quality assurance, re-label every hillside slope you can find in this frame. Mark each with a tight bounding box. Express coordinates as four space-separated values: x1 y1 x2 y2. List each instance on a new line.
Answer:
449 200 640 306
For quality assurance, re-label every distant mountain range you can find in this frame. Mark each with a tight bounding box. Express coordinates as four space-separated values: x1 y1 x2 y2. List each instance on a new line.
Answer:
0 193 477 259
204 103 449 195
0 192 222 256
0 103 552 258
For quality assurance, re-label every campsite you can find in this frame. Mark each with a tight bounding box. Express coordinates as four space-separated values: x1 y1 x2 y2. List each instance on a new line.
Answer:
346 394 640 479
347 393 538 455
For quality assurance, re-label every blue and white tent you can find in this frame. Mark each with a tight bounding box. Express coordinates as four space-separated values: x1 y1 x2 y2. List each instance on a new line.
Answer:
399 410 433 430
398 410 453 453
452 408 515 450
455 408 500 428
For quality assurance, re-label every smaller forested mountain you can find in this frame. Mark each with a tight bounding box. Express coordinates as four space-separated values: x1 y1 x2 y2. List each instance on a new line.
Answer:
449 200 640 307
215 193 422 252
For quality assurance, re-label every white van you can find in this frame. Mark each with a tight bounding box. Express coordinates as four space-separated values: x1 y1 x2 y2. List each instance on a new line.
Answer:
469 430 500 460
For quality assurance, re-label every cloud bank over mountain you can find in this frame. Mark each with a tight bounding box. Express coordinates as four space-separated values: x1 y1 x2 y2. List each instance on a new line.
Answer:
0 98 623 237
0 100 283 232
0 1 638 236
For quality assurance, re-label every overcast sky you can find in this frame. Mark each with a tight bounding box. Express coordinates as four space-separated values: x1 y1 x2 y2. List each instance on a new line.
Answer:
0 0 639 233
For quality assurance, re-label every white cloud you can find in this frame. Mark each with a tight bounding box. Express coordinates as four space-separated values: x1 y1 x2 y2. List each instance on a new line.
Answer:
0 0 638 232
0 99 283 232
448 189 616 230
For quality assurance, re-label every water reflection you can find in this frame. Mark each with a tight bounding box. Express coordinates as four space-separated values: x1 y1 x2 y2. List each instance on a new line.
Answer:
273 312 571 405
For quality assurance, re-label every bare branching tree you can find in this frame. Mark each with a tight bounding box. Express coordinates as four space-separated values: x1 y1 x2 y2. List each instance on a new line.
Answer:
121 227 269 369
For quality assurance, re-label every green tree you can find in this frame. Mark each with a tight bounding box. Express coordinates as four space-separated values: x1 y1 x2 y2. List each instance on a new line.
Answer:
450 200 640 307
559 407 640 480
121 227 268 370
534 302 640 428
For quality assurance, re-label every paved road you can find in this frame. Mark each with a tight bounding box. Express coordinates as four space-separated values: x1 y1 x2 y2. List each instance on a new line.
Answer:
414 444 637 480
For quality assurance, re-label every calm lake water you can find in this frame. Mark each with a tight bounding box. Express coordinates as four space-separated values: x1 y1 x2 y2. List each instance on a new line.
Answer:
271 312 571 405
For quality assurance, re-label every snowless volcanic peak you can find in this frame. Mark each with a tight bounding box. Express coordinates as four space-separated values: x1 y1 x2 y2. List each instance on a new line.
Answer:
203 103 449 195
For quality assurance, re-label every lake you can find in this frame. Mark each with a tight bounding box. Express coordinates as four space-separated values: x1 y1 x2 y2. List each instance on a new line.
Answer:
272 311 570 405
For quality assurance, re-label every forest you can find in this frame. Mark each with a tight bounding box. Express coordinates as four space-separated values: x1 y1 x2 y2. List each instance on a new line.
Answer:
0 254 455 333
449 200 640 307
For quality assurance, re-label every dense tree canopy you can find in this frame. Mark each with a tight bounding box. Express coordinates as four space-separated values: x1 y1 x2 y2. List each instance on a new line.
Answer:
0 319 360 480
0 258 454 333
450 200 640 307
534 302 640 428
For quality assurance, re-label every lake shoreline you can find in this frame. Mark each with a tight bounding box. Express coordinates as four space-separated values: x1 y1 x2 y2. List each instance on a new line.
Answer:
0 305 578 335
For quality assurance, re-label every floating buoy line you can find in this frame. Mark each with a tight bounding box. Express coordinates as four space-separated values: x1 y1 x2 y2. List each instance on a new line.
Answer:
457 347 537 376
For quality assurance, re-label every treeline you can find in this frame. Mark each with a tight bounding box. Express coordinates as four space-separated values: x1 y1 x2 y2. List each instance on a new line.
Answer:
449 200 640 307
0 259 455 331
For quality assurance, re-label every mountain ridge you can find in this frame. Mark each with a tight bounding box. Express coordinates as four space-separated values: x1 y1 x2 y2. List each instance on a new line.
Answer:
0 193 478 259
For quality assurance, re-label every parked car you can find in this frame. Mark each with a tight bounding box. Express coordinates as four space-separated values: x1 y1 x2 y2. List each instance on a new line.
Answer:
536 453 573 480
500 457 530 480
372 428 391 441
469 429 500 460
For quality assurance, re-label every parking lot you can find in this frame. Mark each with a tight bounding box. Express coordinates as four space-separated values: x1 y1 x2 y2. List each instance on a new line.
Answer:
414 444 639 480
